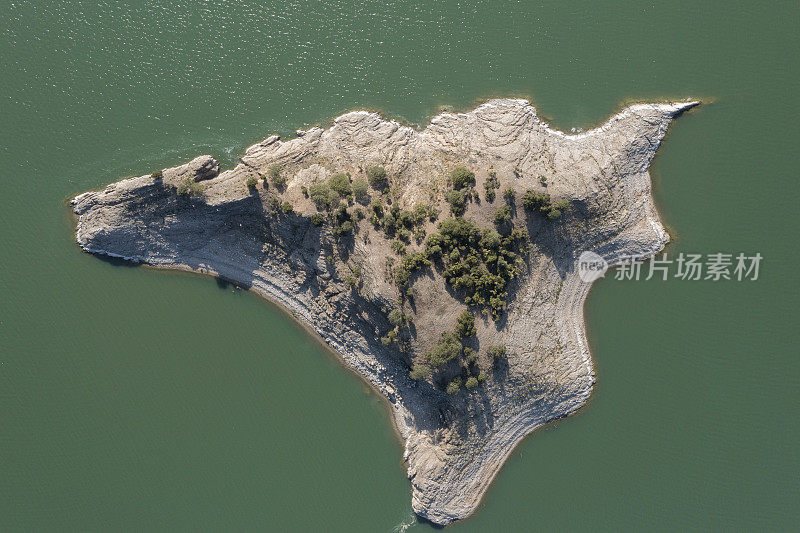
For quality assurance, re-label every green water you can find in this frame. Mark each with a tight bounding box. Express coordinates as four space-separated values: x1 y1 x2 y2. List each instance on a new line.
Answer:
2 1 798 530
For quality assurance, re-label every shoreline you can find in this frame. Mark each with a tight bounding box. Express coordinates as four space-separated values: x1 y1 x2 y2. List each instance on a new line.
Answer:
71 97 696 525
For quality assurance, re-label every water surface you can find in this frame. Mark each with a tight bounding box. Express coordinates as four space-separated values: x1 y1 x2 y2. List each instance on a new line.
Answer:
2 1 798 530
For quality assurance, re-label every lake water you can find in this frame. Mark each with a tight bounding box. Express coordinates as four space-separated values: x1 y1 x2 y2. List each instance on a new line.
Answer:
2 1 798 530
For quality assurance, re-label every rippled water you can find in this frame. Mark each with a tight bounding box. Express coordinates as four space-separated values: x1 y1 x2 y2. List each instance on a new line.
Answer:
2 1 798 530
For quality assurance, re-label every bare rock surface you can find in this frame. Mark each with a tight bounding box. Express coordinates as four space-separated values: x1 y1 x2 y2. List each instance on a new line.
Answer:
72 98 697 525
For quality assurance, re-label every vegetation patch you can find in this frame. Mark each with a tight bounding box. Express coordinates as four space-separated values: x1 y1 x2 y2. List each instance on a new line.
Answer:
425 217 529 318
522 190 569 220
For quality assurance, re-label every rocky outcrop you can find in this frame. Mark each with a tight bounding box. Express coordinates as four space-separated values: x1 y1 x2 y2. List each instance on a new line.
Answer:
72 98 697 525
165 154 220 183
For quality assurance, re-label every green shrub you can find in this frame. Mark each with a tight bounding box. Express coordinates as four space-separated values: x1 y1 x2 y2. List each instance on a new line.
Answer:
450 166 476 190
366 166 388 190
391 239 406 255
484 170 499 202
503 188 515 202
268 163 287 189
522 190 550 211
465 376 479 390
332 207 354 235
309 182 338 210
328 173 352 197
246 176 258 189
151 170 163 179
427 332 462 366
487 345 507 360
388 309 405 326
176 178 202 196
397 228 411 243
494 205 512 224
381 329 398 346
409 364 431 381
393 251 430 289
446 378 462 395
464 347 477 364
444 189 467 216
382 213 397 236
281 201 293 214
455 310 476 339
352 178 369 202
300 185 308 197
522 190 568 219
310 213 325 226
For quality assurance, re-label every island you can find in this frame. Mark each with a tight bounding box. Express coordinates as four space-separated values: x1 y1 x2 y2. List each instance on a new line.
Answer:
72 98 697 525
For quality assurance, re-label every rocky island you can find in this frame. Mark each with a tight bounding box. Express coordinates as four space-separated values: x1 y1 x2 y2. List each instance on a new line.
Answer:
72 98 697 525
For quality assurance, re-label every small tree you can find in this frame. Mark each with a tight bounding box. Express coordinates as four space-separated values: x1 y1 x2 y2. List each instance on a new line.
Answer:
455 310 476 339
522 190 550 211
487 345 507 360
281 201 293 214
388 308 405 326
446 378 462 395
503 188 515 202
151 170 163 180
450 166 476 190
391 239 406 255
427 333 462 366
328 173 352 197
352 178 369 203
309 182 335 210
268 163 287 189
494 205 512 224
246 176 258 189
465 376 479 390
366 166 388 190
310 213 325 226
444 189 467 216
177 178 202 196
409 364 431 381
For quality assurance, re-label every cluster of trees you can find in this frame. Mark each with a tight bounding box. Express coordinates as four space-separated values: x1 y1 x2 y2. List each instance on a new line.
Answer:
309 175 348 210
522 190 569 220
370 201 436 242
409 310 491 394
301 166 389 231
424 217 529 318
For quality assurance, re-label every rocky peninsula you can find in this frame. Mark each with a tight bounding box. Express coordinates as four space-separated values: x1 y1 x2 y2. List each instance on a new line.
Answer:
72 98 697 525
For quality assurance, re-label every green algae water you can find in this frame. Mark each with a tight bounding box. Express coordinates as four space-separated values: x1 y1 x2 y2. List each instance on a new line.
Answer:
2 1 799 530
